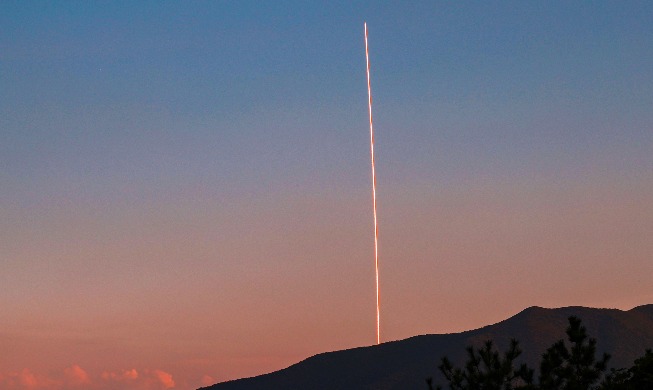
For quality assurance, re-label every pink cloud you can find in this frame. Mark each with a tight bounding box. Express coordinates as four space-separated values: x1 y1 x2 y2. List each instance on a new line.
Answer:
0 366 176 390
124 369 139 380
200 375 215 386
152 370 175 389
100 368 139 382
17 369 39 388
63 365 90 386
0 368 60 389
100 368 176 390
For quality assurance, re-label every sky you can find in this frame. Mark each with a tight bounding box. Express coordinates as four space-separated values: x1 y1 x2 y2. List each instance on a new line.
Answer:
1 1 652 389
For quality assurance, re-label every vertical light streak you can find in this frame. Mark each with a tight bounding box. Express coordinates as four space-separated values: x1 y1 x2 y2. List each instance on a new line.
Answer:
364 22 381 345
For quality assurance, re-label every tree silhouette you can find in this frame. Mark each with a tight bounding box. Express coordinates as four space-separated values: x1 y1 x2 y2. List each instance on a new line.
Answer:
602 349 653 390
538 316 610 390
626 349 653 389
427 339 534 390
430 316 623 390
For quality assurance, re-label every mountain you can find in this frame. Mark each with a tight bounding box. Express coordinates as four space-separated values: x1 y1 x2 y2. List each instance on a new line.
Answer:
200 304 653 390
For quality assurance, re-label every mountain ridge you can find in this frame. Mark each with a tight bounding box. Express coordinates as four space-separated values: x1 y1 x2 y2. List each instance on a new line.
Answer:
201 304 653 390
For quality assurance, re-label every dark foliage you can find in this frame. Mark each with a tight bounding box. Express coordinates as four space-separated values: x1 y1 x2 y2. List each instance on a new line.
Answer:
538 316 610 390
427 339 534 390
429 316 651 390
602 349 653 390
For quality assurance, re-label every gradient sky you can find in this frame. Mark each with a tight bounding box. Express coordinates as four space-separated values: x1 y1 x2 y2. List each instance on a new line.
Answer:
2 1 652 389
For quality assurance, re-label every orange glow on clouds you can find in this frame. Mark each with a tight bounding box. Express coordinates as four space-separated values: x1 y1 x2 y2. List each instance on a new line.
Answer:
0 366 185 389
64 365 91 386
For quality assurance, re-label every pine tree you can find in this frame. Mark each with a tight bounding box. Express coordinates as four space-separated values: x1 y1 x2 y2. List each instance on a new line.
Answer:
538 316 610 390
601 349 653 390
428 339 534 390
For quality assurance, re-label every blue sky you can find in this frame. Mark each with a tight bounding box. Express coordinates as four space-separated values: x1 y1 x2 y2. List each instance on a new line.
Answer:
4 1 651 201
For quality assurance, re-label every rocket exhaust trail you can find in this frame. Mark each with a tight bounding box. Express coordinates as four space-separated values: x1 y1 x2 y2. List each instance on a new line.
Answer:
364 22 380 345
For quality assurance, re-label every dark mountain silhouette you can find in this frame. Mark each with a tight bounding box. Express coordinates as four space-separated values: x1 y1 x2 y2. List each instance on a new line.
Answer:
200 304 653 390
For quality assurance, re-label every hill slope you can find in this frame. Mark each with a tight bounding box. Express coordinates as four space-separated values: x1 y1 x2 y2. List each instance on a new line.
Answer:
201 304 653 390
